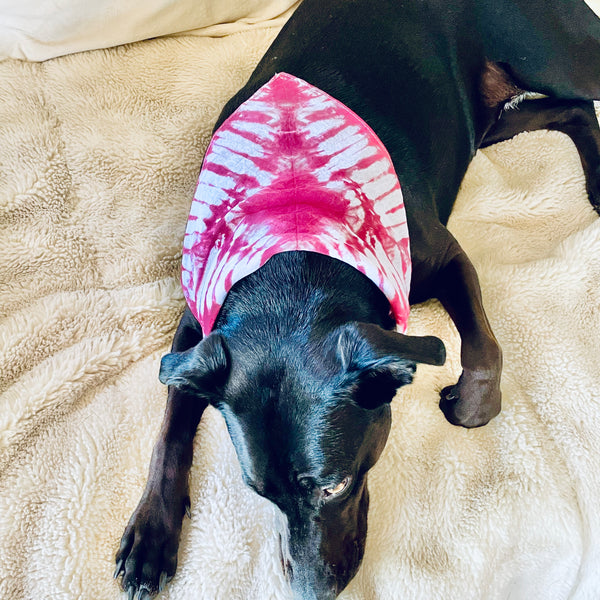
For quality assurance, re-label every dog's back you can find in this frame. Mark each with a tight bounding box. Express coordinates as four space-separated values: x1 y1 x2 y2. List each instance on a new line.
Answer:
221 0 600 221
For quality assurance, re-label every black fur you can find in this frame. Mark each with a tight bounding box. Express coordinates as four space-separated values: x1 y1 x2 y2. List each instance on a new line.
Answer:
116 1 600 598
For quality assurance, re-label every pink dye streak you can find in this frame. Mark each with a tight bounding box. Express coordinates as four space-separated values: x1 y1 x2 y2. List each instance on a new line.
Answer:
181 73 411 335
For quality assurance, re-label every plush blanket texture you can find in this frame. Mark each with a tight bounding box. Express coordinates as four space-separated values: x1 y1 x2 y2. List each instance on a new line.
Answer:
1 14 600 600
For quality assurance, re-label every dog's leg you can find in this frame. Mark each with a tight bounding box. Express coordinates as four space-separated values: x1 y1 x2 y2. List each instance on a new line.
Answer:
428 104 600 429
482 98 600 212
434 242 503 428
115 307 205 598
409 220 502 429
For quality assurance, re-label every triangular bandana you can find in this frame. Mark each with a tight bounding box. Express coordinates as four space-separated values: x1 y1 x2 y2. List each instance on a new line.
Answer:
182 73 411 334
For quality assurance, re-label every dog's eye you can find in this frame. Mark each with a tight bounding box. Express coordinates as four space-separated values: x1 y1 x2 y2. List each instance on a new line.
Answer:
322 477 351 499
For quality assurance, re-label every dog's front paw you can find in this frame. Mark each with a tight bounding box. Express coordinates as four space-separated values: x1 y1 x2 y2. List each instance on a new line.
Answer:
114 492 189 598
439 368 501 428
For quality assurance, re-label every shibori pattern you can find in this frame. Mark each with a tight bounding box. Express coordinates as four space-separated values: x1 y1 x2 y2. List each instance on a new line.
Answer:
181 72 411 335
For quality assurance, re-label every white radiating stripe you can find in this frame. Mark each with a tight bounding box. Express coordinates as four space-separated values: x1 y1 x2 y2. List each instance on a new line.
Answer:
213 130 266 158
228 119 275 140
240 99 279 115
181 269 192 290
202 247 227 312
304 117 345 139
189 200 213 221
344 190 360 206
361 174 398 200
209 147 272 186
315 143 377 180
194 183 230 206
184 221 207 243
198 170 237 192
372 188 404 217
299 95 334 115
317 126 361 155
322 179 347 193
379 211 405 228
181 251 194 274
389 221 409 240
351 159 389 185
229 250 266 285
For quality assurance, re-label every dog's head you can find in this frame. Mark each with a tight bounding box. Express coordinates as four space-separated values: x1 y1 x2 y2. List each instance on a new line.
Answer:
160 321 445 599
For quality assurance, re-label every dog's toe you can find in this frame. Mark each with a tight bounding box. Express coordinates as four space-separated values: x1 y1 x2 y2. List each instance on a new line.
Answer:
115 494 183 598
114 558 125 580
159 571 171 593
117 537 177 598
135 587 152 600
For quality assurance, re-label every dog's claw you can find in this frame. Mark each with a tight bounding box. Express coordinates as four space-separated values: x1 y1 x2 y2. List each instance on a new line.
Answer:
117 493 183 600
159 571 169 593
114 558 124 579
444 390 458 402
135 588 151 600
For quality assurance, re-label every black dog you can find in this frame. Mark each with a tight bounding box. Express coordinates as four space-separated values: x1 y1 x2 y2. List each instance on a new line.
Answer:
115 0 600 598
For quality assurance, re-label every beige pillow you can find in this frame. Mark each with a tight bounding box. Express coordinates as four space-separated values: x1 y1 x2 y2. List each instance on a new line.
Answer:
0 0 300 61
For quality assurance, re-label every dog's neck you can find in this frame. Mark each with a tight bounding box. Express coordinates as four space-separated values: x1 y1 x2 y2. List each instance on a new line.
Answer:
214 251 396 339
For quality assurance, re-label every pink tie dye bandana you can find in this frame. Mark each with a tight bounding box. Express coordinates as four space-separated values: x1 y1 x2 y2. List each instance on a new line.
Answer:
181 73 411 335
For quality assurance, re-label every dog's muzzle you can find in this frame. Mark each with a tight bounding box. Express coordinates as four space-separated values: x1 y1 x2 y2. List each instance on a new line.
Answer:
274 486 369 600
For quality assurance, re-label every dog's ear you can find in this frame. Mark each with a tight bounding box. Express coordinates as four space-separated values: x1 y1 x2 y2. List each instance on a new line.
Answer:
159 333 229 395
336 322 445 409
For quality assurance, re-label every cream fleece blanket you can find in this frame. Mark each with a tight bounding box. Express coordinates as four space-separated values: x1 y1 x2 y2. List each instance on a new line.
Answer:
1 20 600 600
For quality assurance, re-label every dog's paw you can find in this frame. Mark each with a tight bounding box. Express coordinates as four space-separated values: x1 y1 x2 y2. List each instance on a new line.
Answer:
114 493 189 598
439 368 501 428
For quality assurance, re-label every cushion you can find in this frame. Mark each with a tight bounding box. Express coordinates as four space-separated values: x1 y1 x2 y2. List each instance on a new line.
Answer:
0 0 300 61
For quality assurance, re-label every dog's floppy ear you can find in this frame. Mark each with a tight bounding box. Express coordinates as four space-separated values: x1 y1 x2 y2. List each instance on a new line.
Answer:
336 322 445 409
159 333 229 395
